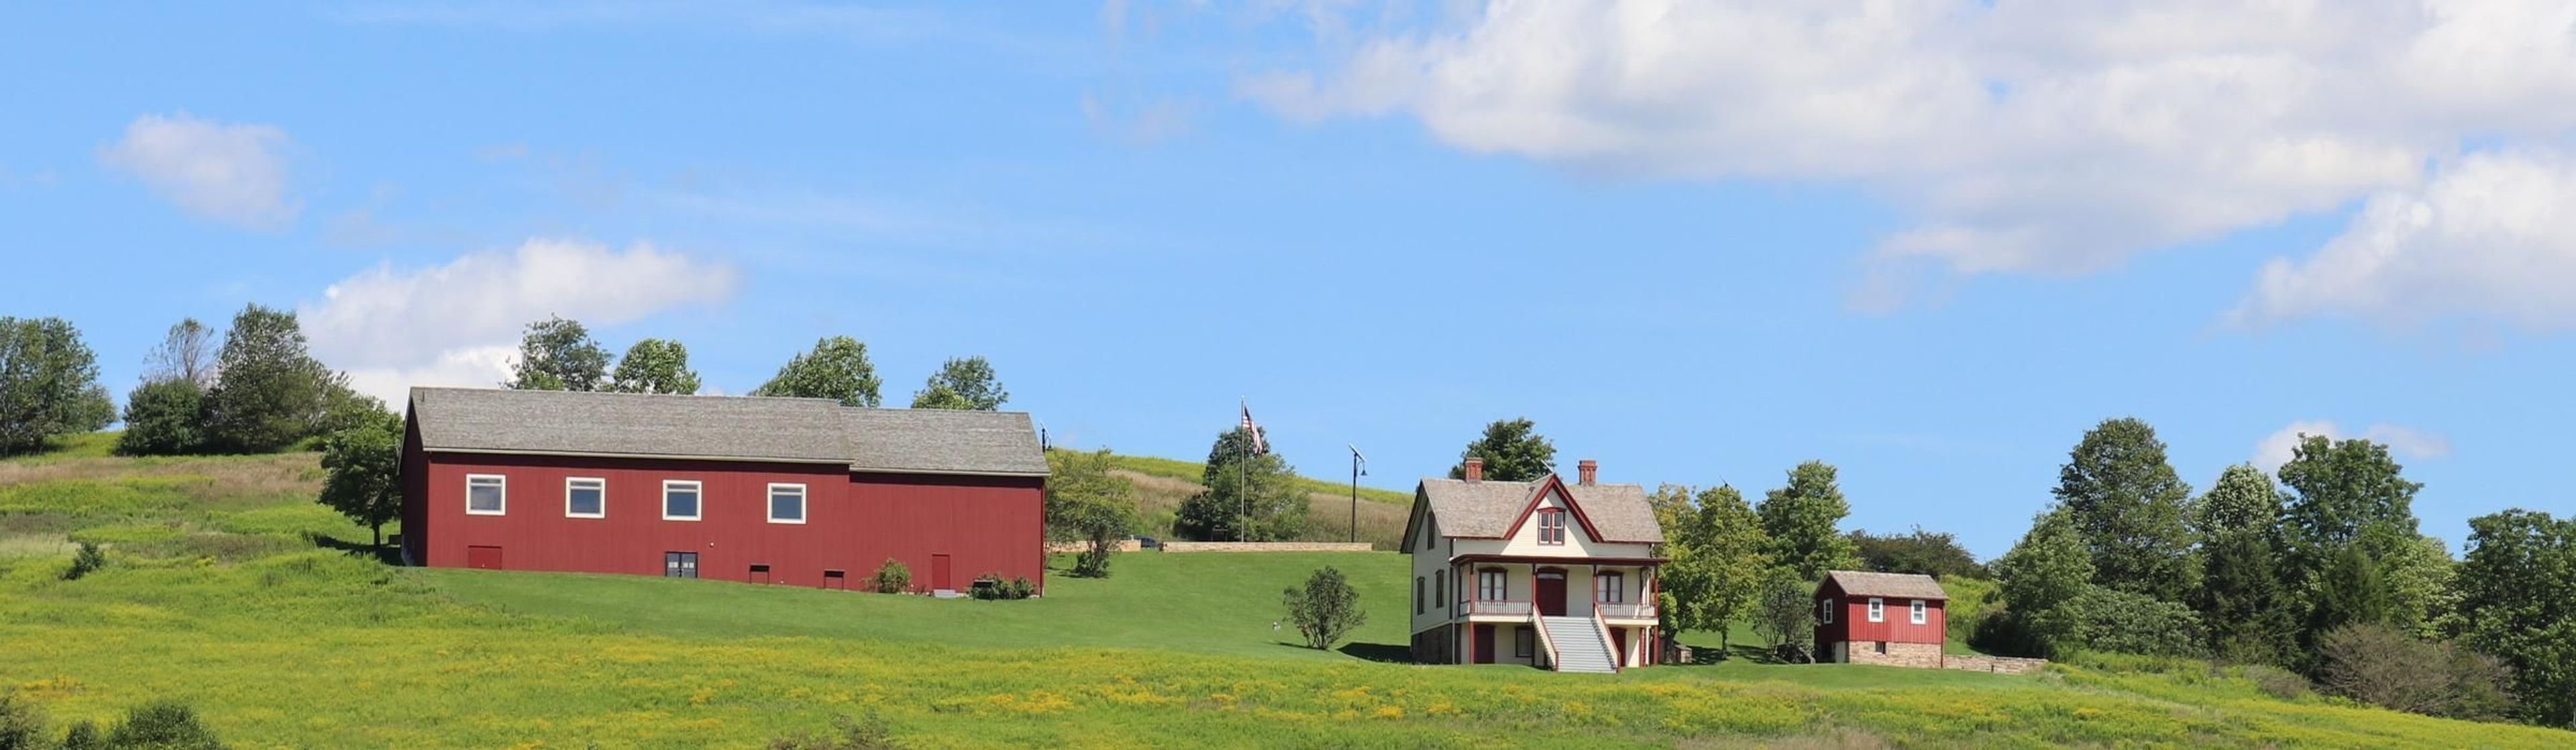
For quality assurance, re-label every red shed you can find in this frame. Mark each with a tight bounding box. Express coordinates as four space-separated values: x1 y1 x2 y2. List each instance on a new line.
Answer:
1813 570 1948 667
398 387 1049 595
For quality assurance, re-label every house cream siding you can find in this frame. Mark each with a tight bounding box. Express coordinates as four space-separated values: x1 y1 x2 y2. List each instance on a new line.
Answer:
1410 508 1451 635
1490 489 1656 560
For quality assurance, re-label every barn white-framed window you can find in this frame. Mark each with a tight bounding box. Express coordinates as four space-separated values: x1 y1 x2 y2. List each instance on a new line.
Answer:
662 480 702 521
1819 598 1834 625
767 483 807 525
1867 597 1885 623
564 477 606 519
1536 508 1568 545
465 474 506 515
1911 599 1927 625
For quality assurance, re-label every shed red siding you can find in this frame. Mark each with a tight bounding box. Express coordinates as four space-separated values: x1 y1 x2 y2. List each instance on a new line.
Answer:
407 450 1044 593
1814 580 1946 647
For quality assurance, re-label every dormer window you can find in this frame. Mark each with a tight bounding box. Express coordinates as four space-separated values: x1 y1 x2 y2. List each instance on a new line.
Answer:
1536 508 1567 545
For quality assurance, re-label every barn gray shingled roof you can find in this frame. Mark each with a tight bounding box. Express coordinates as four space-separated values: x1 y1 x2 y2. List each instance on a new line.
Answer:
1416 477 1665 543
408 387 1046 476
1821 570 1949 600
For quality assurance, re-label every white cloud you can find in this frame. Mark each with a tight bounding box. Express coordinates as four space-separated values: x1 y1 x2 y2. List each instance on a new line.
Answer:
99 113 299 229
301 238 739 405
2237 150 2576 330
1244 1 2576 306
2252 419 2452 474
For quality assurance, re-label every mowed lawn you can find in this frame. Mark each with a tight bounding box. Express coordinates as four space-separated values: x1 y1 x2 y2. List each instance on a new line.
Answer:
7 443 2576 748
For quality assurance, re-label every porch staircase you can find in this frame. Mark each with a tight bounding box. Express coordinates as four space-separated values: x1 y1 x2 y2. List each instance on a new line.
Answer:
1539 616 1617 674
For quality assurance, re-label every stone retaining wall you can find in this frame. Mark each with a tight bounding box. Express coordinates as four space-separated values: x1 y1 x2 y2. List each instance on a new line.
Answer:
1157 541 1378 553
1940 654 2049 675
1043 540 1144 554
1846 641 1945 669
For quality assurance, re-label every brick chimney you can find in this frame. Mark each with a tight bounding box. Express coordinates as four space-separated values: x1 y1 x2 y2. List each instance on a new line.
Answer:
1462 457 1484 482
1577 459 1598 486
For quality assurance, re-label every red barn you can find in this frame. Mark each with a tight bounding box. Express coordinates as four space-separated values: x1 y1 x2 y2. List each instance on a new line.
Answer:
1813 570 1948 667
398 387 1049 594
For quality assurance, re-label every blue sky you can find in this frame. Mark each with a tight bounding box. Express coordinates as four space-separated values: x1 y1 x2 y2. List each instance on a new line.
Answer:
8 2 2575 557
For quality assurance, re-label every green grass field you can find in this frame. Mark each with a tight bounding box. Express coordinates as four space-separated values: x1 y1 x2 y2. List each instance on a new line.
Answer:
5 435 2571 748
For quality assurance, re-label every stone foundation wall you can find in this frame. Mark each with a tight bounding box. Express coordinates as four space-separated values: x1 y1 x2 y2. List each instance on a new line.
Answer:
1043 539 1144 554
1845 641 1945 669
1940 654 2049 675
1157 541 1377 553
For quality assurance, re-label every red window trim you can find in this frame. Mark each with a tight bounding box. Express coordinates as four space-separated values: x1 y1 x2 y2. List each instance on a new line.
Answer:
1536 508 1567 545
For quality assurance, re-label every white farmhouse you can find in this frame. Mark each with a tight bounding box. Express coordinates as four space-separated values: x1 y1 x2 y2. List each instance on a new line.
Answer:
1402 457 1665 672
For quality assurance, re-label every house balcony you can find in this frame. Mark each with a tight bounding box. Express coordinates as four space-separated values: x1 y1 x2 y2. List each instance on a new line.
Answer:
1596 602 1658 622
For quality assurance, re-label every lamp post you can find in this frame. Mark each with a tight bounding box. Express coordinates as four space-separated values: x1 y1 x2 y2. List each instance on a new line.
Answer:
1348 445 1366 544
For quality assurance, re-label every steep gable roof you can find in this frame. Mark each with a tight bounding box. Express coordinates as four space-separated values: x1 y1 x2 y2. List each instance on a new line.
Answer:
1411 474 1664 544
1820 570 1949 601
409 387 1046 476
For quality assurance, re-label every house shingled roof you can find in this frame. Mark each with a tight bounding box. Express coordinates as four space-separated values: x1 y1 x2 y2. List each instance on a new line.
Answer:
407 387 1046 476
1820 570 1949 601
1414 476 1664 544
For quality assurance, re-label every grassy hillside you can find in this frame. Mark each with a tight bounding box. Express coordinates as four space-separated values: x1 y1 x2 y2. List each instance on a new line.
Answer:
1097 453 1414 550
5 437 2573 748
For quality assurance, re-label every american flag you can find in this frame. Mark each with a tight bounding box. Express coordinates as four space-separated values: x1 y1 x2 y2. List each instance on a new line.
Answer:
1239 402 1269 455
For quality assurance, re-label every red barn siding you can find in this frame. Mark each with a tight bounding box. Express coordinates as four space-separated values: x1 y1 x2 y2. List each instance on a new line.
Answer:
406 450 1044 592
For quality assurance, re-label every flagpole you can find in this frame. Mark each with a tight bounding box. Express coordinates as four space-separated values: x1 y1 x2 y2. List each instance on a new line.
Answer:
1239 400 1250 543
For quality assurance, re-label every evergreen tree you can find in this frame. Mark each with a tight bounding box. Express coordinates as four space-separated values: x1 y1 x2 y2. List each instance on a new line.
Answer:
2053 417 2197 602
2191 464 2294 664
1756 461 1857 579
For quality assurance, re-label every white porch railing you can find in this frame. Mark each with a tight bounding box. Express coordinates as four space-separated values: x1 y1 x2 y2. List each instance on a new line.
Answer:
1595 602 1656 620
1461 599 1533 617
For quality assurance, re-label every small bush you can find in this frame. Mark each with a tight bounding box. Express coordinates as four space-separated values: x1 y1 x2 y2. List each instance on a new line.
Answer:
2316 623 2516 720
58 721 99 750
969 574 1033 600
61 541 105 580
0 691 44 750
869 559 910 594
106 701 226 750
767 712 903 749
2243 664 2312 701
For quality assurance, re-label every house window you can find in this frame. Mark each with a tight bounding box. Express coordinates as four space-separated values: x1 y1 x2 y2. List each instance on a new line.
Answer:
1596 572 1625 603
663 480 702 521
1911 599 1927 625
663 551 698 578
1515 627 1535 658
767 483 807 524
1434 570 1445 606
465 474 506 515
1477 569 1507 601
1415 577 1425 614
1819 598 1834 625
1536 508 1567 545
1867 597 1885 623
565 477 605 519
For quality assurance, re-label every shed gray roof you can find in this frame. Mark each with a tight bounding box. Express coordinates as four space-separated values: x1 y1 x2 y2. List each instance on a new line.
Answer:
408 387 1046 476
1820 570 1949 600
1412 476 1664 545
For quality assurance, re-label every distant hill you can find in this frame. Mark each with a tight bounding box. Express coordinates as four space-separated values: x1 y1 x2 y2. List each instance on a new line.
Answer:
1092 452 1413 549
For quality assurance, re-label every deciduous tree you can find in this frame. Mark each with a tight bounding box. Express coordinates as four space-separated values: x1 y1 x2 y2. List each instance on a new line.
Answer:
317 410 403 547
910 356 1006 410
2192 464 2294 664
1660 484 1768 654
1044 449 1134 578
1848 527 1986 580
1992 509 2094 657
1751 567 1817 663
200 305 343 453
608 338 701 394
0 317 114 456
2453 508 2576 726
142 318 217 387
114 378 206 456
506 316 612 391
751 335 882 407
1448 417 1555 482
1174 451 1309 542
1757 461 1858 580
1281 566 1366 650
2053 417 2196 602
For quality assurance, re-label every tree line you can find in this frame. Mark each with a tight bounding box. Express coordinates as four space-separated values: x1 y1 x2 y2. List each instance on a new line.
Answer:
499 314 1010 411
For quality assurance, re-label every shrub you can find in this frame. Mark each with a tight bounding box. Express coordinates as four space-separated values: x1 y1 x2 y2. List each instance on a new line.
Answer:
2316 623 2516 720
1280 566 1365 649
969 574 1034 600
61 541 105 581
2066 586 2203 657
2243 664 2312 701
106 701 226 750
1750 568 1815 663
767 712 903 749
0 691 44 750
1008 577 1034 599
869 559 910 594
115 378 207 456
58 721 99 750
